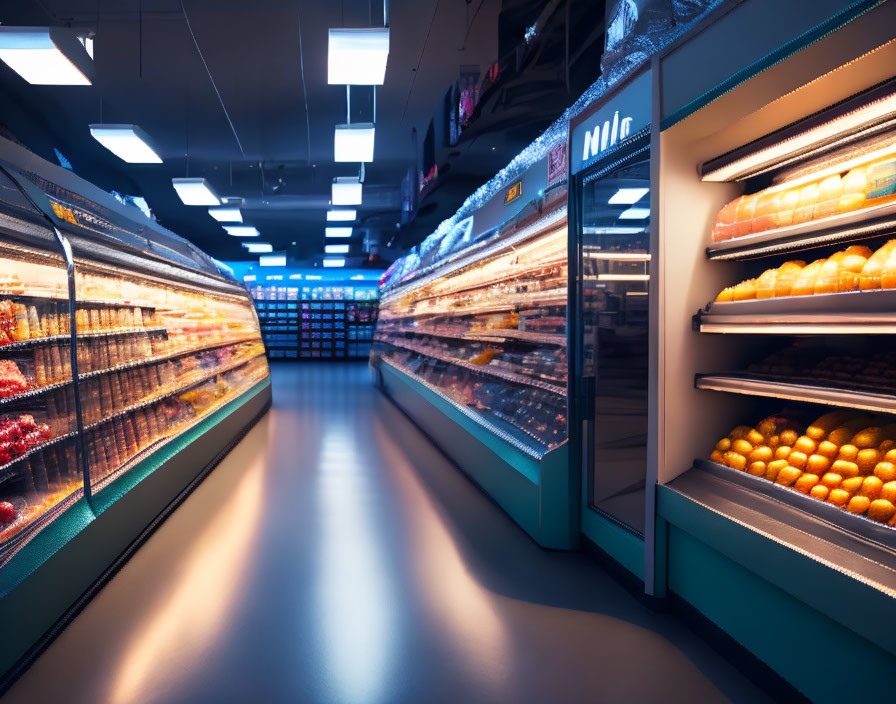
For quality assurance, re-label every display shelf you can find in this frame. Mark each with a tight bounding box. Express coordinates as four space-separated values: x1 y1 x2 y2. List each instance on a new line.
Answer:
0 292 157 311
706 200 896 261
406 268 566 305
0 326 166 353
0 431 77 485
696 288 896 334
695 373 896 414
380 338 567 396
82 351 266 433
376 326 566 347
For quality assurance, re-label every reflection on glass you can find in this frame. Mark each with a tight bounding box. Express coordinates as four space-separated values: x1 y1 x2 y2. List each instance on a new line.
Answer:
582 157 650 535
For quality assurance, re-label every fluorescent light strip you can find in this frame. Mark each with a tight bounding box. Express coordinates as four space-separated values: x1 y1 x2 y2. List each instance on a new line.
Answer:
259 255 286 267
89 124 162 163
209 206 243 222
328 28 390 85
325 227 353 238
323 258 346 267
0 27 93 85
332 177 362 205
325 244 350 254
597 274 650 281
306 275 322 280
243 275 256 282
334 123 375 162
242 242 273 253
608 187 648 205
582 226 645 235
266 275 283 280
703 89 896 182
351 275 365 280
327 209 356 221
587 252 651 260
224 225 260 237
172 178 221 206
618 207 650 220
289 274 303 280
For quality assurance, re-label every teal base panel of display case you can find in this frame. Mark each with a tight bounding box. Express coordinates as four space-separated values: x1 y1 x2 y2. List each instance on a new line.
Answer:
581 508 645 583
378 361 577 550
0 378 272 686
658 485 896 702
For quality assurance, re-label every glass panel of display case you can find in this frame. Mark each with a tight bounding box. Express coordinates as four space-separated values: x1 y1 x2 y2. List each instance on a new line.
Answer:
581 155 650 535
0 183 81 563
374 198 569 457
70 260 268 491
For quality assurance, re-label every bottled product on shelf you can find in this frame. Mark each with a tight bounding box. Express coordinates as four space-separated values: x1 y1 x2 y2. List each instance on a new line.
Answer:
374 196 569 455
708 410 896 526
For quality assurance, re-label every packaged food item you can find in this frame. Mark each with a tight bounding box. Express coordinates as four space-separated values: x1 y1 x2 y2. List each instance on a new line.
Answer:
711 197 741 242
867 159 896 201
838 167 867 213
793 182 820 224
0 360 28 398
813 174 844 220
752 192 778 233
733 195 758 237
773 260 806 297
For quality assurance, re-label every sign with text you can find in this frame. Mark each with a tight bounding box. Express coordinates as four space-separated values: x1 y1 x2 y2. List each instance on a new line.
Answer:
570 68 652 175
504 180 522 205
547 142 567 186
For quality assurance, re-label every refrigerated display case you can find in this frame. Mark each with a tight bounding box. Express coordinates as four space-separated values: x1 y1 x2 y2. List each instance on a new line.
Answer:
655 2 896 699
0 135 271 686
372 155 576 548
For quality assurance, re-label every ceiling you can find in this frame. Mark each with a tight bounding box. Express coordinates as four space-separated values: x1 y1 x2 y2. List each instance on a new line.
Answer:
0 0 502 264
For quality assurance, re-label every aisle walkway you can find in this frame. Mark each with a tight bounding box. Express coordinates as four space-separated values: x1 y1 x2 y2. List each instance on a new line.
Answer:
4 364 769 704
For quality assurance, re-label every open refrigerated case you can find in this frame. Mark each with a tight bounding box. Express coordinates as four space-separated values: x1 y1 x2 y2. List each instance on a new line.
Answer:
656 4 896 699
372 157 576 548
0 135 271 686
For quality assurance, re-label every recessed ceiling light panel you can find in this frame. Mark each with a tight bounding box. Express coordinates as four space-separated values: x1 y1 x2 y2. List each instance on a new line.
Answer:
608 187 649 205
242 242 273 253
208 206 243 222
223 225 259 237
325 244 350 254
259 254 286 267
334 123 375 162
331 177 362 205
618 207 650 220
323 258 346 268
89 124 162 163
325 227 353 238
327 209 356 221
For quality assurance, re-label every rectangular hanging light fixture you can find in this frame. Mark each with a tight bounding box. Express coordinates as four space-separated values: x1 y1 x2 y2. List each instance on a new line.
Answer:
327 209 356 221
0 27 94 85
242 242 273 253
332 177 362 205
328 28 390 85
89 124 162 163
323 258 346 268
608 187 649 205
223 225 260 237
618 207 650 220
208 206 243 222
325 227 353 238
334 123 375 162
259 254 287 267
325 244 350 254
172 177 221 206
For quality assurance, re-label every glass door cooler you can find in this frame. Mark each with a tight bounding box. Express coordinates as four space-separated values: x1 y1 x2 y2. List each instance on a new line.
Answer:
0 135 271 686
655 5 896 699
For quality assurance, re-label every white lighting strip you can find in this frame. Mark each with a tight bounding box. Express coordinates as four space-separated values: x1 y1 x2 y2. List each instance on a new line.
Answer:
597 274 650 281
323 258 346 267
332 177 362 205
582 226 645 235
328 28 390 85
618 207 650 220
327 209 356 221
608 187 648 205
334 123 375 162
172 178 221 206
703 88 896 182
242 242 273 253
325 244 350 254
325 227 353 238
224 225 260 237
89 125 162 163
586 252 651 260
209 206 243 222
0 26 94 85
259 255 286 267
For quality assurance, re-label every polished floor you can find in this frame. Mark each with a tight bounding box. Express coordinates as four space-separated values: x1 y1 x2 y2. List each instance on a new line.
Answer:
4 364 770 704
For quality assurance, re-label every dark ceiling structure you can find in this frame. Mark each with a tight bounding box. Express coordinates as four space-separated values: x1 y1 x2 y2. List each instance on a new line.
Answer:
0 0 502 264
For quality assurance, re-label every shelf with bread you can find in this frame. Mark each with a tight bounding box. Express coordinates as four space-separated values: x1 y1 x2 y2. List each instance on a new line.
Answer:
375 324 567 347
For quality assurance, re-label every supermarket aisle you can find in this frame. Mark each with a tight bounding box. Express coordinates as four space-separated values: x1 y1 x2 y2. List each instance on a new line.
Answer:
3 364 769 704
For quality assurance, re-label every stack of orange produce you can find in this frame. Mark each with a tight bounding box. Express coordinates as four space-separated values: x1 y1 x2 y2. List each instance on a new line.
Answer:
711 157 896 242
710 410 896 525
714 239 896 301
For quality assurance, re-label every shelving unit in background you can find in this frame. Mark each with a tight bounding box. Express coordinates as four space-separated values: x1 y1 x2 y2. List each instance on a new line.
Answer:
247 280 378 360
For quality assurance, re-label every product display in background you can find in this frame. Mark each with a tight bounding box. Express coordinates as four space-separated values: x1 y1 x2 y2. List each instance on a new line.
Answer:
248 281 378 360
374 196 569 456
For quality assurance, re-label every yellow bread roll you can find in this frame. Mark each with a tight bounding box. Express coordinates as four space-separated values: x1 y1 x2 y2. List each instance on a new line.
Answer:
814 251 849 295
856 448 881 475
828 488 851 506
729 426 753 440
793 182 820 224
806 410 855 440
747 461 767 477
873 461 896 482
774 445 792 460
867 499 896 523
838 168 867 214
748 446 773 463
810 484 830 501
731 439 753 455
806 454 831 475
821 472 843 488
746 429 765 445
859 239 896 291
773 260 806 297
841 476 864 494
828 417 875 445
794 474 820 493
881 250 896 289
732 279 757 301
779 429 799 446
847 495 871 514
711 197 741 242
836 245 873 292
773 189 799 228
755 268 779 299
832 460 860 479
776 466 802 486
885 448 896 464
752 192 778 233
715 287 734 303
787 451 808 470
851 426 885 448
816 440 839 459
836 444 859 462
710 450 724 464
790 259 825 296
733 194 759 237
859 475 884 500
815 174 844 218
766 459 788 481
882 481 896 504
715 438 731 452
723 451 747 471
793 436 816 455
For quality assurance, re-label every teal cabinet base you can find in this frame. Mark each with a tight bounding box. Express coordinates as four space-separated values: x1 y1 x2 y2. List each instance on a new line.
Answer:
659 481 896 702
378 361 577 549
581 508 645 583
0 378 272 687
